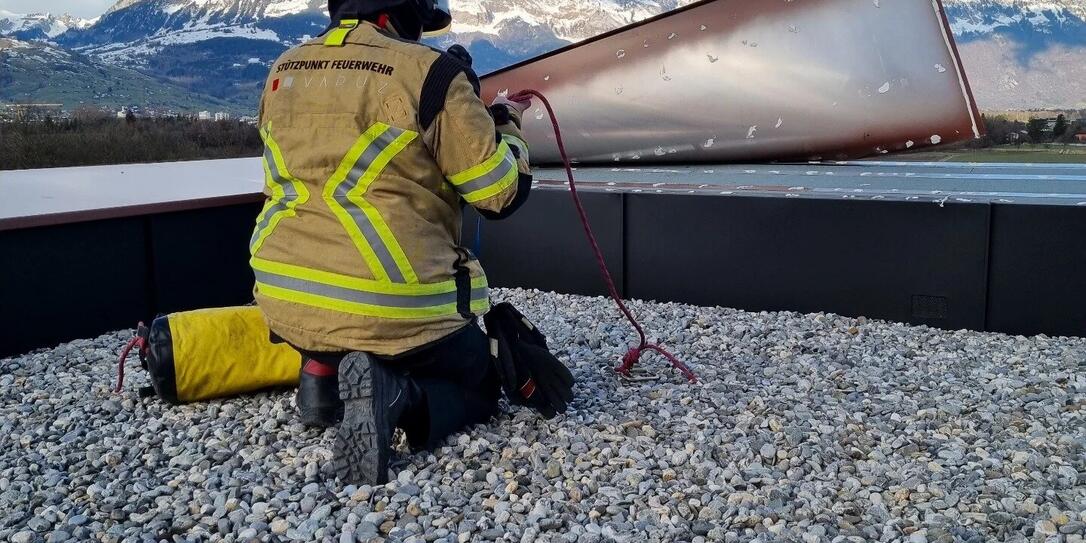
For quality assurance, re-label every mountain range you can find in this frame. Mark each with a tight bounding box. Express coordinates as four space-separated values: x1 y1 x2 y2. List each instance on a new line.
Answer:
1 0 1084 113
0 36 236 111
0 10 92 41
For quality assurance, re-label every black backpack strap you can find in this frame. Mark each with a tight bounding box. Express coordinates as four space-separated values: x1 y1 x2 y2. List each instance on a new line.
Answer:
419 53 480 132
453 248 474 319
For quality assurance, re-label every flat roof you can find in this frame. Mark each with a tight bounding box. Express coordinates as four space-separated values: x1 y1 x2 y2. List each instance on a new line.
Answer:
542 161 1086 205
3 158 1085 231
0 158 265 231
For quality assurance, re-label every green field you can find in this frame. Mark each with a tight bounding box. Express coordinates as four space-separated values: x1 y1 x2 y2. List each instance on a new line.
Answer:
896 144 1086 164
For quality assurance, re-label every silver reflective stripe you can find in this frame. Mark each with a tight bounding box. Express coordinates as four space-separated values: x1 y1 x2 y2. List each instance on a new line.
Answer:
255 269 488 309
456 148 517 196
471 286 489 302
251 146 300 250
335 126 407 283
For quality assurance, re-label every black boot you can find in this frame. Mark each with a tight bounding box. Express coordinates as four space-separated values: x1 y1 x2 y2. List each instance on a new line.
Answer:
296 359 344 427
333 352 416 485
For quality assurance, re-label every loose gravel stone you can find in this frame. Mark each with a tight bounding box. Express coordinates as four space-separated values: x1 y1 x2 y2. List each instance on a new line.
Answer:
0 288 1082 542
46 530 70 543
1038 520 1059 535
269 519 289 534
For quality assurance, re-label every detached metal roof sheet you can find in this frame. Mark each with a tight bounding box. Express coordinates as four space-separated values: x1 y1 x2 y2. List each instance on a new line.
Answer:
481 0 983 164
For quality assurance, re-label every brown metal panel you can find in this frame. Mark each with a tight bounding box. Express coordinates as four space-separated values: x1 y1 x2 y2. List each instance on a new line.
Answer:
481 0 985 165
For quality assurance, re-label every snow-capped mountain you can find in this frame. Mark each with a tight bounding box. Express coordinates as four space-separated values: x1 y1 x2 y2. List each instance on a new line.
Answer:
57 0 698 69
944 0 1086 109
52 0 703 106
5 0 1084 111
949 0 1086 27
0 37 236 111
53 0 329 105
948 0 1086 47
58 0 325 59
450 1 695 43
0 11 93 41
431 1 699 59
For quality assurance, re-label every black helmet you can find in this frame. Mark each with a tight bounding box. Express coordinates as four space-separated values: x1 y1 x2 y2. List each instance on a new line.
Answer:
328 0 451 36
421 0 452 36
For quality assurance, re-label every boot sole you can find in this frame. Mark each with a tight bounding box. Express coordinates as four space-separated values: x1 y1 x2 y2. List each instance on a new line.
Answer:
333 353 390 485
298 405 343 428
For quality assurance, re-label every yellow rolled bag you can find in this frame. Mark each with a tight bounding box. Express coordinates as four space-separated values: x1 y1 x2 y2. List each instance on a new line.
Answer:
116 306 302 404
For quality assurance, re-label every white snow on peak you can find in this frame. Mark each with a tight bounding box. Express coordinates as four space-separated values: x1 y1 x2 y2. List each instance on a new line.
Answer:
72 0 1086 43
0 10 93 38
449 0 700 43
948 0 1086 18
947 0 1086 34
264 0 317 18
105 0 147 15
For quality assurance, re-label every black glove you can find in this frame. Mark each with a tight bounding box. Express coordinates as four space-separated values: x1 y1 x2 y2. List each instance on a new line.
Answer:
484 303 575 419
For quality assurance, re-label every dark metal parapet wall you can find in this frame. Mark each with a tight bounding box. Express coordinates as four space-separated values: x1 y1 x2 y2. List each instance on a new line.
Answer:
3 162 1086 357
0 204 265 358
465 185 1085 339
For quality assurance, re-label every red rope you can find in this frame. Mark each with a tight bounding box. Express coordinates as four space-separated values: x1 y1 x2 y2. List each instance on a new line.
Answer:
508 90 697 384
115 323 147 393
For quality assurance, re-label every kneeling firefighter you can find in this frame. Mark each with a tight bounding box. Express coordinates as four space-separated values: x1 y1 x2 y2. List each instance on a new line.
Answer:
252 0 575 484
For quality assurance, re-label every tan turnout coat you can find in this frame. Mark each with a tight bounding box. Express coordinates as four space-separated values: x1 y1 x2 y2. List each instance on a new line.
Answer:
251 20 530 356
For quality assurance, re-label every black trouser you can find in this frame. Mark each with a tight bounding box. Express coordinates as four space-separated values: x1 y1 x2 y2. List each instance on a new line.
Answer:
296 324 501 450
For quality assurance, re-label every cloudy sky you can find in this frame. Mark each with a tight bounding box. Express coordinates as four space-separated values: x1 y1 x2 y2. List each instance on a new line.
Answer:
0 0 115 18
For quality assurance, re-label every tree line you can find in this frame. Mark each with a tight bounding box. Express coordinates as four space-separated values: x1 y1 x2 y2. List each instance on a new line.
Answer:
2 109 1083 171
966 112 1085 148
0 110 262 171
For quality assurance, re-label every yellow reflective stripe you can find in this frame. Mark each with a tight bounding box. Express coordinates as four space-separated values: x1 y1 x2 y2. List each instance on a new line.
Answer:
459 161 518 203
447 140 519 203
324 124 393 282
350 130 419 284
250 178 282 249
501 134 529 151
252 127 282 228
470 297 490 313
251 125 309 256
254 129 303 253
324 19 359 46
501 133 530 163
448 140 512 186
257 283 490 319
251 256 487 296
257 283 465 319
252 199 276 235
324 123 420 284
253 257 491 319
251 128 277 243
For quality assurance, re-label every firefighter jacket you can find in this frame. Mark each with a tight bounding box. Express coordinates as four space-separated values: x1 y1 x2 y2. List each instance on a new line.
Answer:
251 19 532 356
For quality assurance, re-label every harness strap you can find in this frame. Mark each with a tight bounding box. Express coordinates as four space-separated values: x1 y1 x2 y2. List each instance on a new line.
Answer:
453 248 474 319
419 53 479 132
324 19 360 47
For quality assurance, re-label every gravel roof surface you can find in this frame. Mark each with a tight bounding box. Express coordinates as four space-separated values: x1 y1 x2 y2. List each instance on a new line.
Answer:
1 288 1083 543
